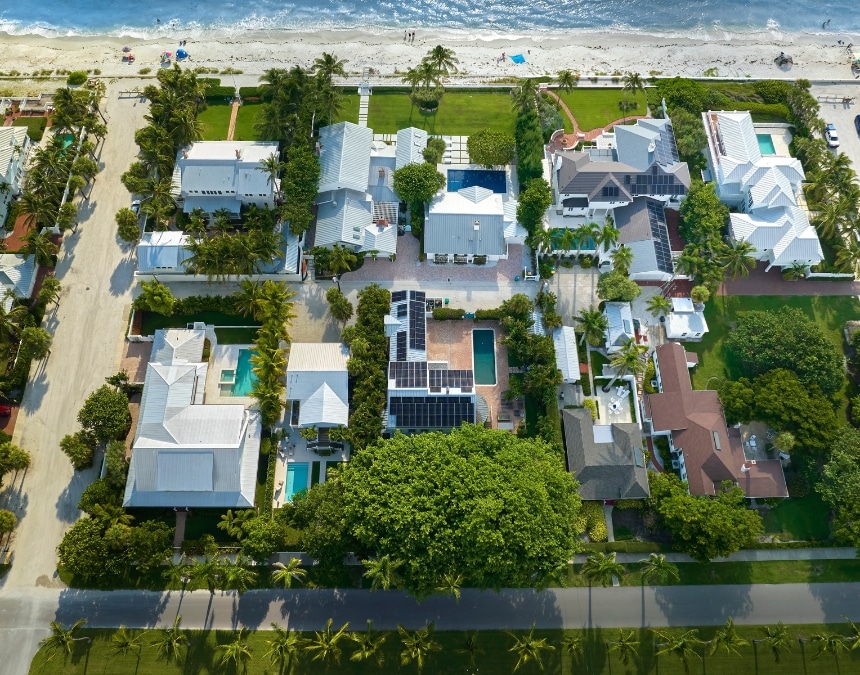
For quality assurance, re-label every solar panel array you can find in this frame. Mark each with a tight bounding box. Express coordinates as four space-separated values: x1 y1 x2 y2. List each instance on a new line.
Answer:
389 396 475 429
654 125 681 166
428 369 474 392
646 200 674 274
396 332 407 361
631 172 687 197
389 361 428 389
409 300 426 351
391 291 406 303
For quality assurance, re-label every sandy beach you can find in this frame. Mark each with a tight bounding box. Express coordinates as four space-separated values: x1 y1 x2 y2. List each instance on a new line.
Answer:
0 29 858 92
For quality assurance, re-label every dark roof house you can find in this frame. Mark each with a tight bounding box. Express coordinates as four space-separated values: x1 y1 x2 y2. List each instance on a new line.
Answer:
562 408 650 501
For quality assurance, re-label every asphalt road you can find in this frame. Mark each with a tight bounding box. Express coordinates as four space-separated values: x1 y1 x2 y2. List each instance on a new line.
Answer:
811 83 860 170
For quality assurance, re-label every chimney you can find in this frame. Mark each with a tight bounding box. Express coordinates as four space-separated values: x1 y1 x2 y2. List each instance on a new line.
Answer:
235 148 242 159
181 149 188 159
473 220 480 231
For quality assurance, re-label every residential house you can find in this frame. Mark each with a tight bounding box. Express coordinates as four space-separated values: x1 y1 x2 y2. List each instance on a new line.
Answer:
0 126 30 227
552 326 581 384
123 328 262 508
603 301 635 354
171 141 279 215
384 290 478 433
702 111 822 270
664 297 709 341
546 117 690 268
612 198 676 281
562 408 650 501
137 231 192 274
0 253 37 312
643 342 787 498
286 343 350 430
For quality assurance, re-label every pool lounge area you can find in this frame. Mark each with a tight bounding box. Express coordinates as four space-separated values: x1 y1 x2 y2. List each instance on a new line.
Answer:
756 133 776 155
284 462 309 503
206 344 258 403
472 329 497 385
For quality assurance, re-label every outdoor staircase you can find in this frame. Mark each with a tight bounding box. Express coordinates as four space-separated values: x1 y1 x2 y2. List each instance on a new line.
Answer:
358 67 370 126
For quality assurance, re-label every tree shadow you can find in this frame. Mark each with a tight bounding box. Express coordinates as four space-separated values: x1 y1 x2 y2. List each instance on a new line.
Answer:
654 583 752 625
583 626 607 675
55 587 170 629
108 253 135 298
808 583 860 624
234 590 272 630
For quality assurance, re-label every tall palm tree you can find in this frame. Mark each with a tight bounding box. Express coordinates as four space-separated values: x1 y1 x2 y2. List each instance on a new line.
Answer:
424 45 459 76
327 243 358 277
22 230 59 267
528 227 553 259
604 338 648 392
758 622 793 663
258 153 286 201
349 619 387 665
556 69 578 93
40 619 90 660
574 221 599 256
0 300 28 344
305 618 350 667
575 306 609 347
710 617 749 656
91 503 134 528
638 553 679 585
401 66 423 94
111 625 142 657
622 72 645 102
653 628 703 674
506 623 555 672
435 572 465 604
608 629 640 666
271 558 308 589
152 615 189 664
561 634 584 667
221 556 259 594
610 244 634 275
718 238 757 279
362 554 401 591
580 551 625 588
556 228 577 264
399 622 442 673
645 294 673 319
808 631 847 665
595 221 620 252
313 52 348 84
265 623 305 675
511 78 539 113
218 626 253 673
455 632 483 668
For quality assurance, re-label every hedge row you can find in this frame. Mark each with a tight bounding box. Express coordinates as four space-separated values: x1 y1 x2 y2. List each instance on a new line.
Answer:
474 308 502 320
239 86 261 99
718 100 790 120
581 541 668 554
432 307 466 320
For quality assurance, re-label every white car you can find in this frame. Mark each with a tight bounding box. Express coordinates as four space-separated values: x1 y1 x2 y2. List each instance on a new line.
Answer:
131 199 141 214
825 123 840 148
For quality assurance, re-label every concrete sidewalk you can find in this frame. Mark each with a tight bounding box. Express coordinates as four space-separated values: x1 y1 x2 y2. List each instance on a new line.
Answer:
574 546 857 564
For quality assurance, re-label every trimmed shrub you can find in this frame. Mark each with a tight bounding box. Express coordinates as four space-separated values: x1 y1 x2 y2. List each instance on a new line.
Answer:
579 501 608 542
615 499 646 511
239 86 261 99
474 308 502 320
720 100 790 120
582 398 598 421
432 307 466 320
66 71 88 86
580 375 591 396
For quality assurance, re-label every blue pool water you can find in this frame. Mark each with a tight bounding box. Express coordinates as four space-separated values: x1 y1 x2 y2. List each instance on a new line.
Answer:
231 348 258 396
756 133 776 155
472 329 497 385
447 169 506 194
286 463 309 502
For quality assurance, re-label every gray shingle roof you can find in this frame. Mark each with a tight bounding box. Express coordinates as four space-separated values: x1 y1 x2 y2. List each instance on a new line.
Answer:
562 408 649 501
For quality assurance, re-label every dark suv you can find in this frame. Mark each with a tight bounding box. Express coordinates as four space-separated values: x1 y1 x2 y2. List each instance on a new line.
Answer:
855 114 860 135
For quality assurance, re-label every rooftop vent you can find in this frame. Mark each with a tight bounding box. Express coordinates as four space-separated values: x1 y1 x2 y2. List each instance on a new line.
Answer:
235 148 242 159
473 220 480 231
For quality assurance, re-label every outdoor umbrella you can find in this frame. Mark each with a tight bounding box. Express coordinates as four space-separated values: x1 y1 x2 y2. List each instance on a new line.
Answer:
176 49 188 59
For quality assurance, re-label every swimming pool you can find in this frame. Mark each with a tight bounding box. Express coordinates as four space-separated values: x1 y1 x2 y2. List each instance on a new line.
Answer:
472 329 497 385
447 169 506 193
286 463 309 503
231 348 258 396
756 133 776 155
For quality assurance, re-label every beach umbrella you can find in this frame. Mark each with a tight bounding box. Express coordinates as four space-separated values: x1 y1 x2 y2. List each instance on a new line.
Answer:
161 51 172 60
176 49 188 59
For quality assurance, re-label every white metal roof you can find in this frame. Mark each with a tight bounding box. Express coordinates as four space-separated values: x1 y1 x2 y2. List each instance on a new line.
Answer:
604 302 635 349
0 254 36 312
396 127 428 170
318 122 373 194
286 343 350 427
298 383 350 427
553 326 581 382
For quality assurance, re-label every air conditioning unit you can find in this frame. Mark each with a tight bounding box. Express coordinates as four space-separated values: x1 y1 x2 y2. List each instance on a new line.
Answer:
671 460 680 470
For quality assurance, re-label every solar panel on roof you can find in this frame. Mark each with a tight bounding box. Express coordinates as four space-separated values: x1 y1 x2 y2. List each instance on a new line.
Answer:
396 332 407 361
646 200 674 274
392 291 406 303
388 396 475 429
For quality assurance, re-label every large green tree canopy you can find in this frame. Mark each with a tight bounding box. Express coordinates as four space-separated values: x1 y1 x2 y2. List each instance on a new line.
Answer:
323 425 580 597
392 162 446 204
725 306 844 395
818 427 860 545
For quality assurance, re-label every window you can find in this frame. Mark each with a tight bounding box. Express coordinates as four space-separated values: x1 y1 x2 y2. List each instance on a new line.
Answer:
602 186 619 198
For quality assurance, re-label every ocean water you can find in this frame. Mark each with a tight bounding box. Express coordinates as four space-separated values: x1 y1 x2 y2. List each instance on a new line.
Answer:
0 0 857 39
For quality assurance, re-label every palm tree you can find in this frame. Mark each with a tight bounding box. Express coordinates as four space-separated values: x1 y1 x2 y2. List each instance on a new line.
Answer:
528 227 553 259
40 619 90 660
718 238 757 279
595 221 619 252
813 197 853 239
22 229 59 267
91 502 134 528
266 556 306 588
265 623 305 675
189 554 224 620
217 508 254 539
511 78 539 113
556 228 577 264
506 623 555 672
305 618 350 667
608 629 640 666
424 45 459 77
610 244 634 275
710 617 749 656
574 221 599 256
638 553 679 585
575 306 609 347
653 628 703 674
622 72 645 103
313 52 348 84
0 300 27 344
327 243 357 277
162 557 192 590
561 634 584 667
435 572 465 603
455 632 483 668
758 622 793 663
401 66 423 94
152 615 189 664
604 337 648 392
111 625 142 657
645 294 673 319
580 551 625 588
399 622 442 673
349 619 387 665
843 616 860 651
222 556 259 594
218 626 253 674
808 631 847 666
556 69 578 93
258 153 285 201
362 554 401 591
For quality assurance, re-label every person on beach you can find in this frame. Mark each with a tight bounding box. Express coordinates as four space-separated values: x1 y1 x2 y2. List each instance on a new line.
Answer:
404 30 407 41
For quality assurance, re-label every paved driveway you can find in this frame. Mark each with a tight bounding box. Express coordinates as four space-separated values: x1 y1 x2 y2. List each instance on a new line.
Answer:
549 264 600 321
812 84 860 171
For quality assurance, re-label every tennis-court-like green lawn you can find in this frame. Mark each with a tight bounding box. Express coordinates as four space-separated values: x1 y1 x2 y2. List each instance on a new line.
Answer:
197 101 233 140
28 623 860 674
557 88 645 131
367 90 516 135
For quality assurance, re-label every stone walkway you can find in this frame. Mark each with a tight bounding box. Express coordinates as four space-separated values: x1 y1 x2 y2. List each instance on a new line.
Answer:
226 98 240 140
574 546 858 564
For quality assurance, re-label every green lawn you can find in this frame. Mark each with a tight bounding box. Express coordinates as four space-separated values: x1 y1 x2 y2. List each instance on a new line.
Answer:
213 326 260 344
197 101 233 140
232 102 260 140
367 90 516 135
139 310 259 337
338 93 361 125
28 624 860 674
556 88 646 132
763 491 832 541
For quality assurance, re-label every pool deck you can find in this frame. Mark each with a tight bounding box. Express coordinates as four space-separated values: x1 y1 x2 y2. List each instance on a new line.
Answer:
205 343 257 405
426 319 514 431
272 427 350 509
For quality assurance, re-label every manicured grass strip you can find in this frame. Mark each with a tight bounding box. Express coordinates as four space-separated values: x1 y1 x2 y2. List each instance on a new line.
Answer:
139 310 260 336
763 491 831 541
231 102 260 140
338 93 361 125
28 624 860 674
310 461 321 486
367 90 516 135
197 101 232 140
213 326 260 344
556 88 645 131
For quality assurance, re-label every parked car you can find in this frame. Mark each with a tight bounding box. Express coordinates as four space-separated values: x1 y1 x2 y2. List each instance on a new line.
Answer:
855 114 860 135
824 123 840 148
131 199 141 214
